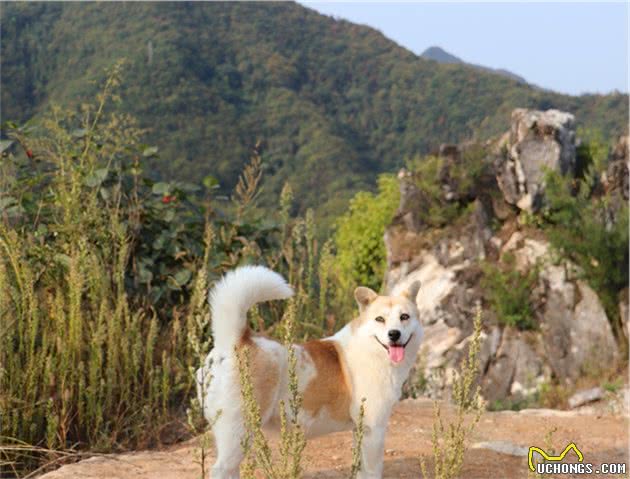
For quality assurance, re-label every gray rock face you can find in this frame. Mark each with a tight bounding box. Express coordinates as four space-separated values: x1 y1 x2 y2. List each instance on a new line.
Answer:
544 275 619 381
481 327 548 403
482 328 520 402
606 155 629 198
495 109 576 211
471 440 529 457
568 387 605 409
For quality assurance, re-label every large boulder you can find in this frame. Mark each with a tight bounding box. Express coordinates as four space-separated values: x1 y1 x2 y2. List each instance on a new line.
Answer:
494 109 576 212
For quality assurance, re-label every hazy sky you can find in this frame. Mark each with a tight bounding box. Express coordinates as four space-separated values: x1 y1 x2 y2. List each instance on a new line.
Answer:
300 2 629 96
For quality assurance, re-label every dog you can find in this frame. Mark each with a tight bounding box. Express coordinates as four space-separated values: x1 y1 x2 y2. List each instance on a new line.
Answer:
196 265 422 479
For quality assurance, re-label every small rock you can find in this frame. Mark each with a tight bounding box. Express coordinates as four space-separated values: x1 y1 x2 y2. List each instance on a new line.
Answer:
471 440 528 457
517 408 584 417
568 387 605 409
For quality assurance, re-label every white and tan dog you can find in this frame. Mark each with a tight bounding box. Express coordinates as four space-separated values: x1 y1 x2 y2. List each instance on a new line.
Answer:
197 265 422 479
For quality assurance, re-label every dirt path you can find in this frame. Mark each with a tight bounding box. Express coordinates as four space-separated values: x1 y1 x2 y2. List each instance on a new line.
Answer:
40 399 628 479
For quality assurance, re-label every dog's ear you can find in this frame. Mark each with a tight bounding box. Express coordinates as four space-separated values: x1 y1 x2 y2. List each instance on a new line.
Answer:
354 286 378 312
400 280 421 303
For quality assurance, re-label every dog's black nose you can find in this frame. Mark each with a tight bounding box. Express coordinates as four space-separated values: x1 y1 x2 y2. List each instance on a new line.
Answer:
388 329 401 342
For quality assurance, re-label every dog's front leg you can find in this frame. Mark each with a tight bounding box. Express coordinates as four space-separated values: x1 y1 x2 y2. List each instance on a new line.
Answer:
356 424 386 479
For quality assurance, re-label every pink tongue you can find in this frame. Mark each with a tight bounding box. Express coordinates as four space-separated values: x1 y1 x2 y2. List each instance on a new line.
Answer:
388 345 405 363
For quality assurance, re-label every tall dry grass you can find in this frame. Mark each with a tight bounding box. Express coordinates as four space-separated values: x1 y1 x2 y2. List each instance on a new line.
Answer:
0 64 202 475
0 63 350 476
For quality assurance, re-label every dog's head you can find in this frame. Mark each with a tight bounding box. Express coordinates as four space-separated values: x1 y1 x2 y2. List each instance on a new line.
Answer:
352 281 422 366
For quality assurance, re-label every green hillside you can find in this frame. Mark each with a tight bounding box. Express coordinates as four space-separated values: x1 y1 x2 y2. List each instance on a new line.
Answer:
1 2 627 224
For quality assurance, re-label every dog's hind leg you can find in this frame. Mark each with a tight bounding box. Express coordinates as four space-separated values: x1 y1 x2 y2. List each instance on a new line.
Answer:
211 399 278 479
211 408 246 479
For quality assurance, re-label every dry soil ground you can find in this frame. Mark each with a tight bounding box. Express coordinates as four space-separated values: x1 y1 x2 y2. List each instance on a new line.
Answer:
40 399 628 479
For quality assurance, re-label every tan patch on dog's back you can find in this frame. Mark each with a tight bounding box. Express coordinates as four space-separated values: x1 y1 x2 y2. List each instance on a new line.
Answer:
239 331 279 415
302 340 352 423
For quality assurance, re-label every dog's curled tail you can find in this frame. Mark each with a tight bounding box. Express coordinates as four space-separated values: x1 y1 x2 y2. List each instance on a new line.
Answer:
209 265 293 350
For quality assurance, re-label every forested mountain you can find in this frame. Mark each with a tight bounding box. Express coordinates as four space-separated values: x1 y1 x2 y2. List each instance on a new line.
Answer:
1 2 627 223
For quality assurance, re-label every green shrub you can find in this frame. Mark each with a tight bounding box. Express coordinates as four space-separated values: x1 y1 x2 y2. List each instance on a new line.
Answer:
481 254 539 330
406 154 460 226
602 378 623 393
575 128 609 179
334 174 399 292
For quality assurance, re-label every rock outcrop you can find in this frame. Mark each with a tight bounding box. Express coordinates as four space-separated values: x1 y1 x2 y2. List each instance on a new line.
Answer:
384 108 624 405
391 228 618 403
494 109 576 212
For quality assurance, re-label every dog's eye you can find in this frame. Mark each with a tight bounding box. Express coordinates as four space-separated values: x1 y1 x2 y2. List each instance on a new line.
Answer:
400 313 409 321
375 316 385 323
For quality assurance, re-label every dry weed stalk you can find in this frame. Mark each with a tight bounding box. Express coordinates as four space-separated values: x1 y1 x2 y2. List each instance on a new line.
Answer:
420 304 485 479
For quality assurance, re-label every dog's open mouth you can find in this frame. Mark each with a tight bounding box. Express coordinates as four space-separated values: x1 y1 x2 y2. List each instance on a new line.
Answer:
374 334 413 364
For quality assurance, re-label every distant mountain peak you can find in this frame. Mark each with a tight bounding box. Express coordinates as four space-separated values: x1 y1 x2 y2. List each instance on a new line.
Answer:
420 46 463 64
421 45 527 84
